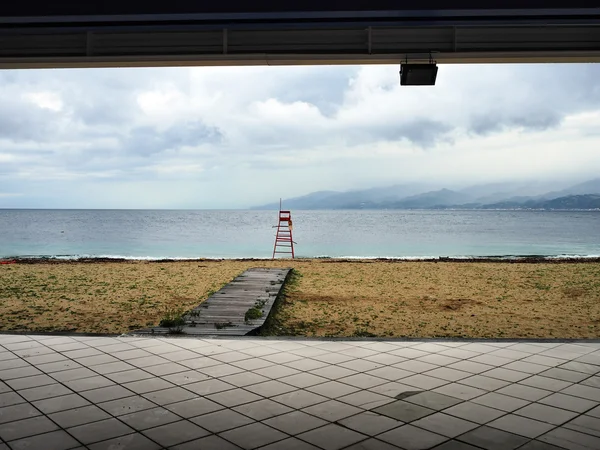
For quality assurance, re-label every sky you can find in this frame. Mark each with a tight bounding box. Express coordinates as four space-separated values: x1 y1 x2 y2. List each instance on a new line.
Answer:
1 63 600 209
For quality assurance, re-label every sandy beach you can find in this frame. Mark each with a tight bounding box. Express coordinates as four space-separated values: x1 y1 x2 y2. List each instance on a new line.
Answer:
1 259 599 338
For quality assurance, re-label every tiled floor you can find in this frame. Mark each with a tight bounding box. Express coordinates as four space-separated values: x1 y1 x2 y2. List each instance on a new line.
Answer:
0 335 599 449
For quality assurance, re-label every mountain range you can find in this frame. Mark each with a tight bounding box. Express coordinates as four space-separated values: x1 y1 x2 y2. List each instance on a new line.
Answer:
252 178 600 210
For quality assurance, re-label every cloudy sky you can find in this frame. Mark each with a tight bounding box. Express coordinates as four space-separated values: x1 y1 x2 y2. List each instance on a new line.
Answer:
1 63 599 209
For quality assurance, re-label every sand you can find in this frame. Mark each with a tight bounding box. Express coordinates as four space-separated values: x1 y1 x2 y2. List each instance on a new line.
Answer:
1 259 599 337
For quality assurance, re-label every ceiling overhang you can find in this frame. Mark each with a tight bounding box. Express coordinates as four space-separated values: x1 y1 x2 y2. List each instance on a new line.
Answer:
1 2 600 68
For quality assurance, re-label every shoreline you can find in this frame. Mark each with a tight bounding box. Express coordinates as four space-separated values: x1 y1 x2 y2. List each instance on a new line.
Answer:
4 255 600 264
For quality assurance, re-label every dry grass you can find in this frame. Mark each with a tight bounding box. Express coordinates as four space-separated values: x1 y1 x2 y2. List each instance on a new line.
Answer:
1 260 599 337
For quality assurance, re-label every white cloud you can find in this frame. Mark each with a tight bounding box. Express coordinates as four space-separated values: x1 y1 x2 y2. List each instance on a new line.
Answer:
0 63 599 208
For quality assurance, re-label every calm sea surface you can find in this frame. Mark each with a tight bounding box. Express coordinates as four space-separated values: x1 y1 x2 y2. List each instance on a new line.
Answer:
0 209 598 259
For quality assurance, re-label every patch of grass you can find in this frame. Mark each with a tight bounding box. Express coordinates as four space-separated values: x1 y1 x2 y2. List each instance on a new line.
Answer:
244 307 263 322
159 307 186 333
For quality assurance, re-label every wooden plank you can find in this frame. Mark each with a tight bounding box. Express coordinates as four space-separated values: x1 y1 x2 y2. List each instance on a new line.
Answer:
130 267 291 337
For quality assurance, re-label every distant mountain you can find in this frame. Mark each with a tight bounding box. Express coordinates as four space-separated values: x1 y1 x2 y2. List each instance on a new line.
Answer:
459 181 565 204
250 178 600 210
482 194 600 210
252 183 434 210
390 189 474 209
544 178 600 199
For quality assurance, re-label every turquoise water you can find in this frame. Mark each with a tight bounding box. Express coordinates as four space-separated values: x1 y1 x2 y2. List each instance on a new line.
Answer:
0 209 599 259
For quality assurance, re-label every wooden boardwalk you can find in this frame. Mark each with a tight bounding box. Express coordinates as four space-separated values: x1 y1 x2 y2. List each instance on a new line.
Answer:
132 268 291 337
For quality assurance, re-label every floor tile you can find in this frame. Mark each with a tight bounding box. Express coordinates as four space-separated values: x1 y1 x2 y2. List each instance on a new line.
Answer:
337 390 394 409
64 376 115 392
311 365 358 380
516 441 567 450
444 402 506 424
564 415 600 438
447 361 495 375
122 378 174 394
307 381 360 399
33 393 90 414
0 415 59 441
271 389 328 409
7 429 80 450
0 403 41 424
142 420 209 447
0 392 25 408
104 369 154 384
372 400 435 422
199 364 245 378
413 412 479 438
417 354 461 367
378 424 448 450
245 380 297 397
220 372 270 387
394 360 438 374
562 384 600 402
81 385 134 403
92 361 136 375
18 383 73 402
366 366 413 381
165 396 224 418
88 432 162 450
369 382 420 399
6 374 56 391
425 368 472 382
538 392 598 413
264 410 328 435
303 399 363 422
255 364 302 379
49 405 111 428
457 375 511 391
191 409 255 432
539 426 600 450
219 422 287 449
233 398 292 420
339 359 384 372
298 423 366 450
143 362 189 376
142 386 197 405
540 368 590 383
487 414 555 438
51 368 97 383
120 406 180 430
404 391 463 410
483 368 531 383
496 384 552 402
97 396 155 416
338 411 401 436
206 388 262 407
471 392 530 412
432 383 487 401
185 378 235 395
279 373 329 388
457 425 530 450
258 436 320 450
401 375 449 390
519 376 573 392
431 440 482 450
67 417 134 445
170 434 242 450
515 403 579 426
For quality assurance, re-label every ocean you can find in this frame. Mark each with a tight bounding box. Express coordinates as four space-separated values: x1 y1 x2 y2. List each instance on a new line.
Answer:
0 209 599 260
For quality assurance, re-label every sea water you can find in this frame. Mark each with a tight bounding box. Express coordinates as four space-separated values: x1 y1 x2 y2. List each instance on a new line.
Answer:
0 209 598 259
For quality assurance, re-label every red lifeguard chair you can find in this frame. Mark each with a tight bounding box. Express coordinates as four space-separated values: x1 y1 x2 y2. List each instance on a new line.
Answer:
272 205 295 259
